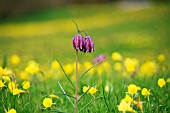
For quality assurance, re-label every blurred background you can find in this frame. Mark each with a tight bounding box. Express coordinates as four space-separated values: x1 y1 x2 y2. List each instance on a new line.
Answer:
0 0 170 65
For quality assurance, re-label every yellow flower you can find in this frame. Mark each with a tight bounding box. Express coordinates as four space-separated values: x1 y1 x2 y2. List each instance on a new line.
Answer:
8 81 16 92
7 108 17 113
83 86 98 94
10 54 20 65
141 88 150 97
113 62 122 71
128 84 141 95
64 64 73 75
25 60 40 74
12 88 25 95
124 95 137 104
19 71 29 80
2 76 10 81
158 78 166 88
22 81 30 90
157 54 165 62
124 58 139 73
83 86 89 93
0 80 5 89
102 61 111 72
43 98 53 108
140 61 157 76
49 94 59 99
117 99 136 112
111 52 122 61
51 60 60 69
97 66 103 75
0 67 7 76
83 61 94 75
89 87 98 95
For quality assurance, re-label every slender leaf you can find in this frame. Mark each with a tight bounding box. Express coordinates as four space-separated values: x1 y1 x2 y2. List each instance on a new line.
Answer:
58 81 75 107
78 96 103 113
56 59 75 89
78 58 108 81
102 83 110 111
2 53 7 68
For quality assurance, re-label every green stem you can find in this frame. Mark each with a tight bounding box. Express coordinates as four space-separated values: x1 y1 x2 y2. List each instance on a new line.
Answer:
72 20 80 33
80 30 87 36
74 50 78 113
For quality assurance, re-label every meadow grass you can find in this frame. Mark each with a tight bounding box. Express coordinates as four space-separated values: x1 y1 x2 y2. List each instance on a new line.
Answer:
0 2 170 113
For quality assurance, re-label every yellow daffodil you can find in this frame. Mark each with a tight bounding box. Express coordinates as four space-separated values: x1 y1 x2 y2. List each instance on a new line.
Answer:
124 95 137 104
141 88 150 97
117 99 136 113
113 62 122 71
10 54 20 65
0 80 5 89
8 81 16 92
22 81 30 90
83 61 94 75
128 84 141 95
140 61 157 76
89 87 98 95
12 88 25 96
25 60 40 74
19 71 29 80
83 86 89 93
2 76 10 81
124 58 138 73
51 60 60 69
97 66 103 75
158 78 166 88
83 86 98 94
111 52 122 61
157 54 165 62
64 64 73 75
0 67 7 76
102 61 111 72
43 98 53 108
7 108 17 113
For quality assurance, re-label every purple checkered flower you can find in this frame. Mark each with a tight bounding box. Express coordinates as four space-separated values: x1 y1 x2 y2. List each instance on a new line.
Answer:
72 34 83 51
83 36 94 53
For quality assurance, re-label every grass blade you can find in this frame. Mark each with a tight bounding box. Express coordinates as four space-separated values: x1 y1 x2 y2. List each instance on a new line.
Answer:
78 96 103 113
2 53 7 68
55 92 76 99
78 58 107 81
102 83 110 111
78 82 98 103
56 59 75 89
58 81 75 107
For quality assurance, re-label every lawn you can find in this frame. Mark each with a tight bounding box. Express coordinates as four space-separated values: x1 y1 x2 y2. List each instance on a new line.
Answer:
0 2 170 113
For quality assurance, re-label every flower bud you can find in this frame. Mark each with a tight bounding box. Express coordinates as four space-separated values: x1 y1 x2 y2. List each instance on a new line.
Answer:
72 34 83 50
83 36 94 53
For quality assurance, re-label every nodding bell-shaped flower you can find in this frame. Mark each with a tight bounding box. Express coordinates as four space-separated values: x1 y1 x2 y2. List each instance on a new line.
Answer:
83 36 94 53
72 34 83 51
